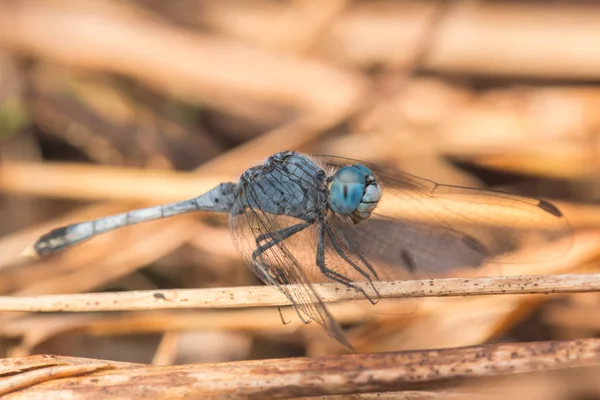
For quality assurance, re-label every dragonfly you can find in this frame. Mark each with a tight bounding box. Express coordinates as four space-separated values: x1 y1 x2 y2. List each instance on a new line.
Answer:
32 151 572 349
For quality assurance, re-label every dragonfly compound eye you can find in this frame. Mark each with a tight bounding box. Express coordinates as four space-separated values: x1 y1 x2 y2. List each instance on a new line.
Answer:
328 164 381 222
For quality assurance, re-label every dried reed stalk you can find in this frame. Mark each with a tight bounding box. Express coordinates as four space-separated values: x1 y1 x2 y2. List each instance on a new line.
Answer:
0 0 365 118
0 274 598 313
2 339 599 399
197 0 600 79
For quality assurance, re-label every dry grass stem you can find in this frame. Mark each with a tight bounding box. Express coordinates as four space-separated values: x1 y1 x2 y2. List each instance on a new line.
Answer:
0 363 114 397
2 339 599 399
197 1 600 78
0 162 228 203
302 392 473 400
0 161 595 230
0 273 597 313
0 0 366 117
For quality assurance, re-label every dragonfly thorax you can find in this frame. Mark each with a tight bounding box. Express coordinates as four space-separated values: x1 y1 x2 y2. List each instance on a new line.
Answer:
328 164 382 224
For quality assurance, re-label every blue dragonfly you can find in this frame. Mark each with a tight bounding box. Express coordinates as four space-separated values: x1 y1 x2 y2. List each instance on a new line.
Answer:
32 151 572 348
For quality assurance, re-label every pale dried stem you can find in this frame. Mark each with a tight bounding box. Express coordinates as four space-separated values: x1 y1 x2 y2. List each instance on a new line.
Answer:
205 0 600 78
0 274 598 313
2 161 596 231
0 363 113 397
0 0 365 117
2 339 599 399
0 162 228 203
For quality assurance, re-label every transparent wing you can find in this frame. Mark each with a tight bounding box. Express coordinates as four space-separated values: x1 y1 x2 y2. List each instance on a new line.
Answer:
229 175 352 348
315 155 573 280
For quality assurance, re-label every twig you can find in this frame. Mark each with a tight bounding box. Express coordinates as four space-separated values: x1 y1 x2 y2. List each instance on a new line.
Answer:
3 339 600 399
0 363 114 397
0 162 227 203
199 1 600 79
0 160 585 230
0 274 598 313
0 0 366 117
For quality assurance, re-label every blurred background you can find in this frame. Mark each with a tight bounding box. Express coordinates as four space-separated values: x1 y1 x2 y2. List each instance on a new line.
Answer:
0 0 600 393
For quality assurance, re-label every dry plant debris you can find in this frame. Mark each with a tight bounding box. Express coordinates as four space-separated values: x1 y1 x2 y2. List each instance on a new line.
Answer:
1 0 600 398
0 273 598 313
1 339 599 399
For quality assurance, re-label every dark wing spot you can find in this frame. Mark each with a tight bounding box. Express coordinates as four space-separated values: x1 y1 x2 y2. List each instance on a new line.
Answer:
214 197 220 203
537 199 562 217
401 249 417 273
153 292 166 300
461 235 490 258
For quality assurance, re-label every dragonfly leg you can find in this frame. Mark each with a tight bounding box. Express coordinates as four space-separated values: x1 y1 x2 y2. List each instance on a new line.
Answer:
323 224 380 303
251 221 313 261
316 221 379 304
277 306 291 325
329 225 380 280
254 225 304 247
251 221 314 324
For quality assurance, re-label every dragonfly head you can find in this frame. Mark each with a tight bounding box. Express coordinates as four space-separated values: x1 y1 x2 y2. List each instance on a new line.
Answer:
328 164 382 224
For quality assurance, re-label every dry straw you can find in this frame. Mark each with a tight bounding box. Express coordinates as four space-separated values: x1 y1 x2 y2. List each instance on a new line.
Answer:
0 273 598 313
2 339 599 399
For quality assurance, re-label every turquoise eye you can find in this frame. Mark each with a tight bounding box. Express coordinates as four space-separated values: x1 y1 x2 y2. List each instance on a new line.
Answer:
329 166 367 215
352 164 374 179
